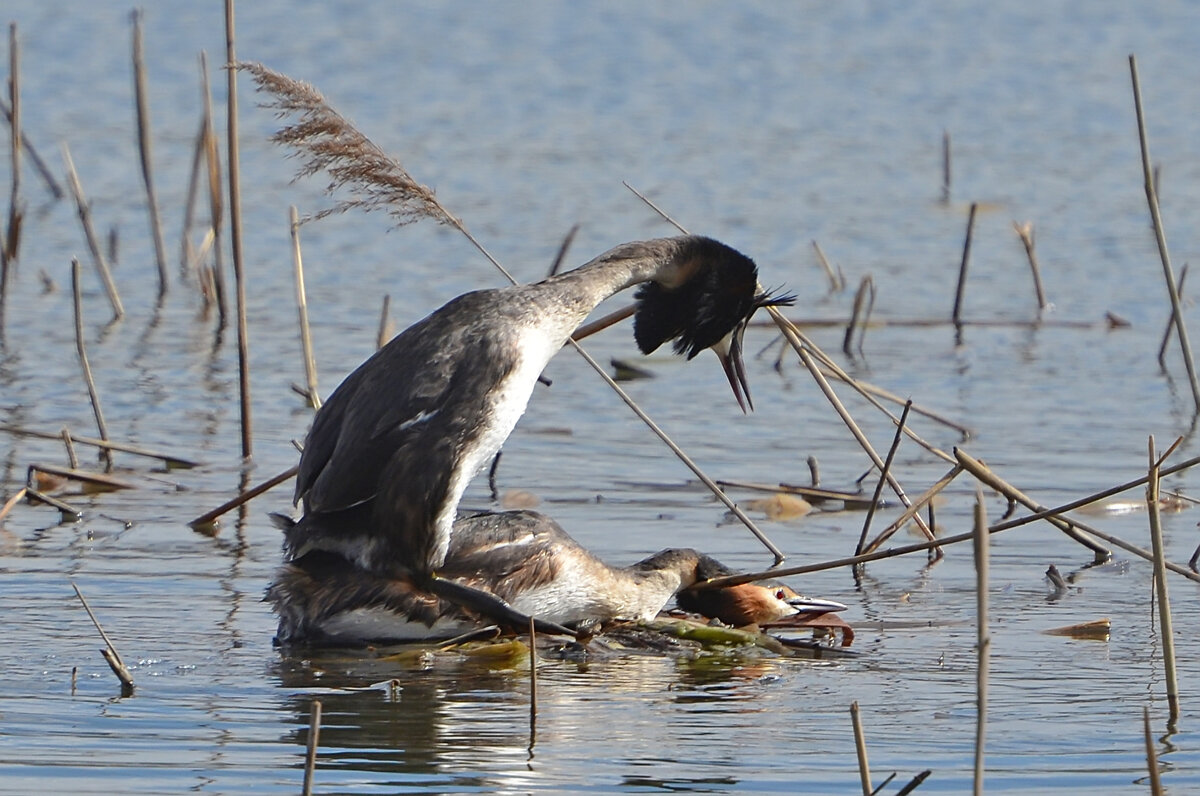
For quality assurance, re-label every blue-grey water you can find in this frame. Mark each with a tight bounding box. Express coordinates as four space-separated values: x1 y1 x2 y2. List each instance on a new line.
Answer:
2 2 1200 793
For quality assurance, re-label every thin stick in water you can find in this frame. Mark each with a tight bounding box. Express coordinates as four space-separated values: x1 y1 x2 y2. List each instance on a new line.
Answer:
201 50 228 324
1146 437 1179 724
290 206 320 408
546 223 579 277
0 423 199 468
1130 54 1200 411
850 701 872 796
812 239 843 292
528 615 538 726
1012 221 1048 312
952 202 978 329
973 486 989 796
856 400 911 555
188 464 298 529
843 275 872 356
226 0 252 457
302 698 321 796
131 10 168 296
72 258 113 472
61 427 79 469
71 581 134 690
63 145 123 320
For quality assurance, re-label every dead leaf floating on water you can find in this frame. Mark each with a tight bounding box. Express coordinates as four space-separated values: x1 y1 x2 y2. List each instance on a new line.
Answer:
1043 618 1110 641
744 493 812 521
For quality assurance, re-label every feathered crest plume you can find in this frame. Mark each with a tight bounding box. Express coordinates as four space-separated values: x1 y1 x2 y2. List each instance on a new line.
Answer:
236 61 459 229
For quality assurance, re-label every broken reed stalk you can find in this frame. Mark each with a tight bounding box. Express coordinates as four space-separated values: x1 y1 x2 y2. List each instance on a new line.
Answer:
0 97 63 200
955 448 1109 561
376 294 392 349
131 10 168 296
72 258 113 472
1158 264 1187 368
25 487 82 518
1130 54 1200 412
241 63 784 565
290 206 320 408
188 464 298 529
850 701 872 796
0 423 198 468
61 428 79 469
4 22 21 274
0 486 26 523
302 698 321 796
1012 221 1048 311
812 239 843 292
201 51 228 324
973 487 989 796
958 448 1200 582
71 581 134 690
1146 437 1179 724
62 144 123 320
862 464 964 555
856 400 911 555
226 0 252 458
1143 706 1163 796
941 130 951 204
895 770 932 796
546 223 579 278
952 202 978 329
181 107 206 276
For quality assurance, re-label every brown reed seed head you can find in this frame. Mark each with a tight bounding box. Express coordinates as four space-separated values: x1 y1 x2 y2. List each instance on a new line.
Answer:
236 61 458 229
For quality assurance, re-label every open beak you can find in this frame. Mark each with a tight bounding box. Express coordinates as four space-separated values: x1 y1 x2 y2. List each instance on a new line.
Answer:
712 322 753 413
785 595 847 615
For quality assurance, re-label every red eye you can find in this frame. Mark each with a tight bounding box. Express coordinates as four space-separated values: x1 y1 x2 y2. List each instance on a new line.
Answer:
775 589 786 600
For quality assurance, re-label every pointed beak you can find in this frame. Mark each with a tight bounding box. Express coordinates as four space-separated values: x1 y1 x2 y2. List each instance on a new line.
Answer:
785 595 847 615
712 322 753 412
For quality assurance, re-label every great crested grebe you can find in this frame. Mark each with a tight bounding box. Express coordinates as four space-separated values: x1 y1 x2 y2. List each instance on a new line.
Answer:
285 236 790 632
676 555 846 627
269 509 708 645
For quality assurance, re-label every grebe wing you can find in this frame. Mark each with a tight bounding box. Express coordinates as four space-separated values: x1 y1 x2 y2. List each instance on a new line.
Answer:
294 292 506 516
442 511 578 599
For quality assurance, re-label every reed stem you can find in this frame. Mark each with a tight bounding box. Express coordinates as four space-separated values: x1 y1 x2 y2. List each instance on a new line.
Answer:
188 464 298 529
856 400 911 555
1130 54 1200 412
1143 706 1163 796
72 258 113 472
0 96 62 199
973 487 989 796
953 202 978 329
376 293 392 349
941 130 952 204
0 423 199 468
3 22 21 277
302 699 321 796
131 10 168 296
226 0 252 457
290 206 320 408
1146 437 1179 724
1157 264 1188 368
1012 221 1048 311
63 145 123 320
850 701 872 795
812 239 843 292
71 581 134 690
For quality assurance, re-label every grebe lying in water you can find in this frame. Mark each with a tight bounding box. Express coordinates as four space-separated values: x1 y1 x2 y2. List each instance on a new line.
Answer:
268 509 837 646
284 236 791 632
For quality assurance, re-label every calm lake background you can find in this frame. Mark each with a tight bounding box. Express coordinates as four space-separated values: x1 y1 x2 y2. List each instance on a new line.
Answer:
2 1 1200 793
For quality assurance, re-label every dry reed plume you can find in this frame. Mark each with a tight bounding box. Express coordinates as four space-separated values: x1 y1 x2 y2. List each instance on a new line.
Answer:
237 61 459 230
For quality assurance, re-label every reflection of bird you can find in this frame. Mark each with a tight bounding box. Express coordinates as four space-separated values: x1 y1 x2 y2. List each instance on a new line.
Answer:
675 555 845 627
285 236 790 630
269 509 707 645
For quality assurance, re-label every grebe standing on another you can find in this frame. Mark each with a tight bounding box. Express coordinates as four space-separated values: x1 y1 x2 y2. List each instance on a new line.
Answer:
285 236 791 632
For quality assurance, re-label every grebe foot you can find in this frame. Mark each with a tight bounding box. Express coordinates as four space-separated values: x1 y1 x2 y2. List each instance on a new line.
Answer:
428 574 578 639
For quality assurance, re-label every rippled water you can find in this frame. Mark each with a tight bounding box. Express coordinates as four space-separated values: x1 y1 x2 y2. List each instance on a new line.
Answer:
2 1 1200 793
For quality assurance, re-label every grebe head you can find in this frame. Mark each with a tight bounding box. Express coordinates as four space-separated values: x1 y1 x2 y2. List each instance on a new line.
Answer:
632 236 794 411
675 554 845 626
